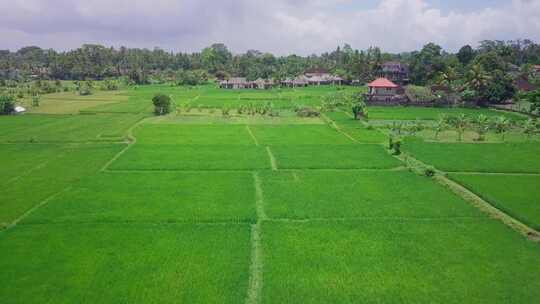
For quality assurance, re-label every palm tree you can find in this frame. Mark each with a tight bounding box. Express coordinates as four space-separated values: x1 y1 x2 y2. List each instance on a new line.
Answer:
437 67 458 88
454 114 469 142
474 114 490 141
493 116 511 142
434 115 447 140
521 118 538 141
465 64 491 92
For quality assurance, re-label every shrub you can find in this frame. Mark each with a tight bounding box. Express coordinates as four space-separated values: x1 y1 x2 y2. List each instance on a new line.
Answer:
392 139 402 155
0 94 16 115
32 94 41 107
152 94 172 115
296 107 320 118
424 166 436 177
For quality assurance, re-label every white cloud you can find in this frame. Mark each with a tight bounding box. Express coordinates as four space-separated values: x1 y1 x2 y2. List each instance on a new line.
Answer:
0 0 539 54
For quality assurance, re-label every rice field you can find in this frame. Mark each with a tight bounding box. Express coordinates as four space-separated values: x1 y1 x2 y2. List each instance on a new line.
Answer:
449 173 540 230
1 84 539 303
403 138 540 173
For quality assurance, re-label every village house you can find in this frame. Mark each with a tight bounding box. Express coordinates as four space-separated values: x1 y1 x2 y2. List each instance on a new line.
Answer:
220 77 251 89
254 78 275 90
220 68 344 89
365 77 406 105
281 76 309 87
515 76 535 92
380 62 409 85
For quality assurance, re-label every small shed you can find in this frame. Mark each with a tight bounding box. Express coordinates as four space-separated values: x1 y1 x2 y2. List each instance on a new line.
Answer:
14 106 27 114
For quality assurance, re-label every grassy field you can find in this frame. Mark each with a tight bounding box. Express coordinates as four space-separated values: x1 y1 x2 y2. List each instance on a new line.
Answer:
0 223 251 304
324 111 388 143
0 113 145 142
1 83 539 303
262 220 540 303
449 174 540 230
260 170 481 219
367 106 525 120
403 138 540 173
269 145 401 169
134 124 256 145
110 145 271 170
0 144 125 227
25 90 130 114
250 125 353 145
25 171 257 224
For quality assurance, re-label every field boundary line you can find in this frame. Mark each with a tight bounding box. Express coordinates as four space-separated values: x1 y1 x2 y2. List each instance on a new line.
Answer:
252 172 268 220
18 220 251 227
445 171 540 176
265 147 278 171
3 186 73 231
99 116 147 172
320 113 358 143
266 216 485 223
245 222 263 304
246 125 260 146
246 171 268 304
436 175 540 243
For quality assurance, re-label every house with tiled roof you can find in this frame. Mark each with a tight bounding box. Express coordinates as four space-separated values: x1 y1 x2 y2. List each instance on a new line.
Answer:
380 61 409 85
365 77 406 105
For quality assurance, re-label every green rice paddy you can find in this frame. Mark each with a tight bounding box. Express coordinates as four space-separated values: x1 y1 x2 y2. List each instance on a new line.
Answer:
1 84 538 303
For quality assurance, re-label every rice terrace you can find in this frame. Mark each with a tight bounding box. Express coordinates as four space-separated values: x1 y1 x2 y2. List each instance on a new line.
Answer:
2 1 540 303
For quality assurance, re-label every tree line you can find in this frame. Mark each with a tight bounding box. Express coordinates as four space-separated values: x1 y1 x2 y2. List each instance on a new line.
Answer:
1 40 540 107
1 40 538 82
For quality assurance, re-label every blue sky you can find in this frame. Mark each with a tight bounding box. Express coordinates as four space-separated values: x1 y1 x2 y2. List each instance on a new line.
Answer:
0 0 538 54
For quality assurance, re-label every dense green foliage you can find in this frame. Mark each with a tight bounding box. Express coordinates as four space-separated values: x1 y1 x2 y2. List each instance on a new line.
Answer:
0 94 15 114
152 93 172 115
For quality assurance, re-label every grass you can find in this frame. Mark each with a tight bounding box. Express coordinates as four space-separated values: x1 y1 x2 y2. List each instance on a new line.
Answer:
250 125 353 145
0 144 125 227
0 113 144 143
147 111 325 125
25 172 257 223
413 129 540 143
403 138 540 173
260 170 481 219
110 145 271 170
269 145 401 169
367 106 525 121
134 124 255 145
450 173 540 230
324 111 387 143
0 223 251 303
0 143 66 181
25 91 129 114
262 220 540 304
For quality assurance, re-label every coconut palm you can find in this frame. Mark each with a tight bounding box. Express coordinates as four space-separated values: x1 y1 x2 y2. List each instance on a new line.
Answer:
465 64 491 92
493 116 512 141
474 114 490 141
433 114 447 140
521 118 538 140
452 114 469 142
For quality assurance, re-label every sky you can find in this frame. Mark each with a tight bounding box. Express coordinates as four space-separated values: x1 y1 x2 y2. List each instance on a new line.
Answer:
1 0 539 55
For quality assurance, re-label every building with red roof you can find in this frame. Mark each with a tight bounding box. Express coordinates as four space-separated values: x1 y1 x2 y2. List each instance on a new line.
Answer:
365 78 405 105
